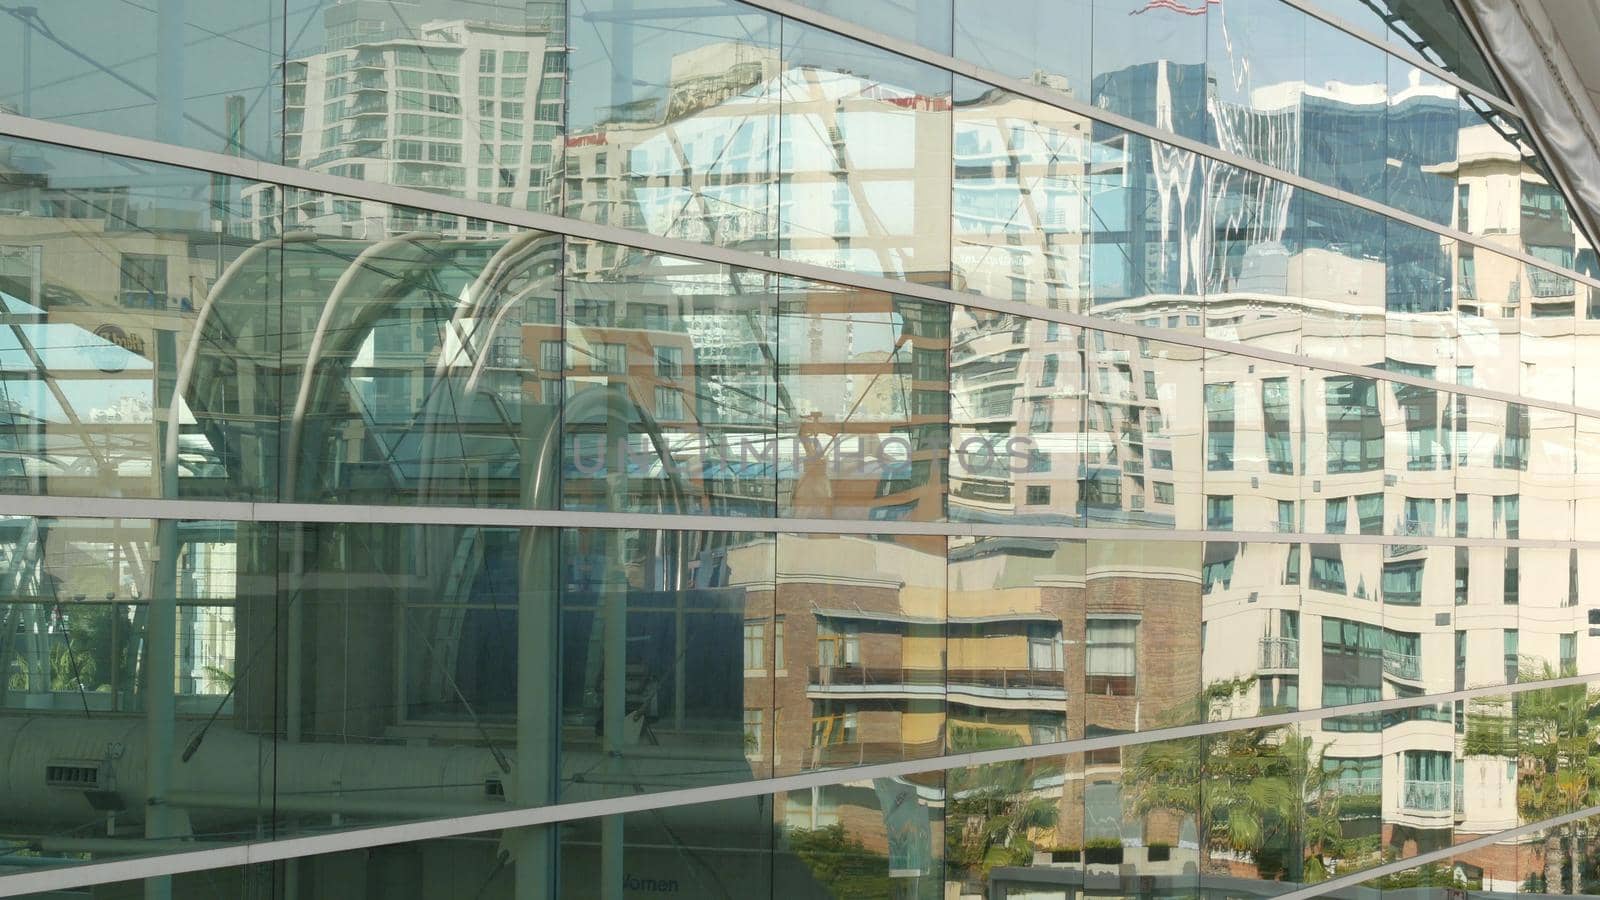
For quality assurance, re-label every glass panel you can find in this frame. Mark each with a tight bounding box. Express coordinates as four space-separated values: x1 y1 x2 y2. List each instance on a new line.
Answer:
0 138 279 501
1199 721 1302 889
952 0 1093 105
562 247 778 516
1091 0 1209 145
0 2 279 159
1296 195 1389 369
565 0 780 252
951 80 1093 312
949 307 1084 525
945 753 1080 898
1083 540 1204 733
778 21 952 285
560 797 774 898
776 775 945 898
560 528 775 800
1202 541 1302 721
283 222 563 508
284 521 553 830
1088 131 1206 336
0 516 273 873
780 532 946 774
1202 358 1302 534
1516 679 1600 830
947 537 1080 747
1311 715 1385 886
777 279 948 521
283 2 565 215
1206 0 1306 176
790 0 953 54
1306 368 1387 536
1088 330 1203 529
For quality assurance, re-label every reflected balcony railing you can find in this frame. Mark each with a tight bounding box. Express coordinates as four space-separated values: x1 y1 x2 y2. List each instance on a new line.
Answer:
809 665 1065 693
1383 649 1422 681
1454 782 1465 814
809 736 945 767
1402 779 1454 812
808 664 945 690
1259 637 1299 670
1333 776 1380 797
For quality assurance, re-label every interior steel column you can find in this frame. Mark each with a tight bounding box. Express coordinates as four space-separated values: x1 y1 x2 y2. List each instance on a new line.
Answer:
512 398 560 900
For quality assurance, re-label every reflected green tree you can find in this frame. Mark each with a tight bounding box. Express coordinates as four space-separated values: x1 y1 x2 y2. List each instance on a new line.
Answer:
1123 679 1353 882
944 726 1059 891
786 823 894 899
1467 664 1600 894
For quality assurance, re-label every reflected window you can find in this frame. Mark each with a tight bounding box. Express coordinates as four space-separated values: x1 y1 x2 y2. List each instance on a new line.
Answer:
1086 617 1137 696
1325 376 1382 473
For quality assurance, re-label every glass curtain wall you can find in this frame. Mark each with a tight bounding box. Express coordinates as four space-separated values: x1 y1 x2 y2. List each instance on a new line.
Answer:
2 0 1600 898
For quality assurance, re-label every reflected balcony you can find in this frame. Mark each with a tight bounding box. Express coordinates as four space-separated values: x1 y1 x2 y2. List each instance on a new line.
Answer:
1259 637 1299 672
1383 649 1422 682
946 667 1068 705
1402 779 1454 812
808 664 1068 703
1334 776 1380 798
808 735 945 768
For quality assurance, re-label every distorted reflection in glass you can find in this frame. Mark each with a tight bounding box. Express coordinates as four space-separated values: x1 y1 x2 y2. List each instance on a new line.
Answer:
952 0 1093 104
285 0 566 215
0 139 279 501
560 528 776 800
1091 0 1208 144
1082 540 1203 737
562 247 778 516
790 0 953 54
282 223 564 508
777 279 948 521
0 2 277 159
1086 330 1203 529
778 532 946 774
776 775 945 899
1088 131 1206 335
951 80 1093 311
949 307 1085 526
778 22 952 285
566 0 780 253
946 537 1081 746
1201 541 1302 722
1206 0 1306 176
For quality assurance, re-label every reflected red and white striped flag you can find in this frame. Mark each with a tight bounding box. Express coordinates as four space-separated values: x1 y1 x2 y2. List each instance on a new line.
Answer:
1130 0 1220 15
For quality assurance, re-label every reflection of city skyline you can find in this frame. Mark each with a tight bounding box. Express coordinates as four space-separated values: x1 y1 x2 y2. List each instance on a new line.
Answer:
5 0 1600 896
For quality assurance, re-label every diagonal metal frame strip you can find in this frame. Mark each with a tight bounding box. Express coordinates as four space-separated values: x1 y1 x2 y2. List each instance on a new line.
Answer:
0 671 1592 896
3 493 1597 551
